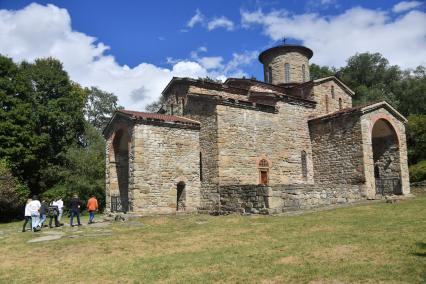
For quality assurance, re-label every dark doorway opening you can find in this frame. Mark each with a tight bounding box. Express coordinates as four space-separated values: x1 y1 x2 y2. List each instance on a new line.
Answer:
372 119 402 195
177 181 186 211
112 129 130 212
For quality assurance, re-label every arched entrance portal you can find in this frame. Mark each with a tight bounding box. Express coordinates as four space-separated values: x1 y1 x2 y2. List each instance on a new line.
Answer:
176 181 186 211
112 129 130 212
372 119 402 195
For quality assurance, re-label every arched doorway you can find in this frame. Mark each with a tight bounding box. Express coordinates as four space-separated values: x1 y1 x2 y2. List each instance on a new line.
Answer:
112 129 130 212
176 181 186 211
372 119 402 195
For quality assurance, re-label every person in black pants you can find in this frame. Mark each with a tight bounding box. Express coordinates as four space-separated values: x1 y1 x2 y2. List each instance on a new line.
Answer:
48 204 60 228
69 194 82 227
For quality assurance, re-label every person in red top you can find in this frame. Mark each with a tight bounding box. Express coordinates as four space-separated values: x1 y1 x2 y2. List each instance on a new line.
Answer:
86 195 99 224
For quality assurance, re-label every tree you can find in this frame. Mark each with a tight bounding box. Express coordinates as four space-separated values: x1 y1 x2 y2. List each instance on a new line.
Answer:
0 57 86 193
0 159 30 222
407 115 426 165
339 52 403 106
0 55 37 187
84 87 123 131
43 122 106 209
398 66 426 116
145 95 166 112
309 63 335 80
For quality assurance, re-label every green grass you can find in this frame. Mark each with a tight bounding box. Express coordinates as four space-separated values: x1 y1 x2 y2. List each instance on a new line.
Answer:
1 196 426 283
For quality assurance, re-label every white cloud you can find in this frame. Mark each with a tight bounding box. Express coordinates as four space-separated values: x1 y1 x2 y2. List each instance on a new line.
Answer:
207 16 235 31
187 9 204 28
186 10 235 31
0 3 215 110
392 1 423 13
241 7 426 69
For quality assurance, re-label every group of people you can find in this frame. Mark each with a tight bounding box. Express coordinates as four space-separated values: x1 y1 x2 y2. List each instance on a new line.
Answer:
22 194 99 232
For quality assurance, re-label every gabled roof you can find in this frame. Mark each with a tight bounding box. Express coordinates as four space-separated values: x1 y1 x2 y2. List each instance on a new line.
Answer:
313 76 355 96
103 110 200 137
309 101 407 124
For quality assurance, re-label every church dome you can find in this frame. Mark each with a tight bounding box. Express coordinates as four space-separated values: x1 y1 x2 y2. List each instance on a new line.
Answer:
259 44 313 85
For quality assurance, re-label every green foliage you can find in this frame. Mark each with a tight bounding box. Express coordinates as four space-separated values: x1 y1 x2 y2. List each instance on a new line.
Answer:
145 95 166 112
309 63 335 80
0 159 30 222
339 52 403 106
409 160 426 183
84 86 123 131
60 123 106 209
407 115 426 165
398 66 426 116
0 56 86 193
198 76 223 84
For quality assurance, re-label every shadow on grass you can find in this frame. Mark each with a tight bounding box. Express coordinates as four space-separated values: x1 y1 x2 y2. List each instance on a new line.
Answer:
413 242 426 257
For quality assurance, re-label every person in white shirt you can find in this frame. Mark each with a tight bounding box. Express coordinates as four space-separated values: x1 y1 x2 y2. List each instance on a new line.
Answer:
54 198 64 224
22 198 32 232
27 196 41 232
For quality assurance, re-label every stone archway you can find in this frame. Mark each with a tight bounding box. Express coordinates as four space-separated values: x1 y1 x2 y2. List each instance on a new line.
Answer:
372 119 402 195
112 129 130 212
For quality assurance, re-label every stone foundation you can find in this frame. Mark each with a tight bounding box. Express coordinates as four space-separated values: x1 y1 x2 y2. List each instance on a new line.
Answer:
218 184 364 214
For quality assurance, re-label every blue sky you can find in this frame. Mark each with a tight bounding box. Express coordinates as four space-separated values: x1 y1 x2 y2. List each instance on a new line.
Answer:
0 0 425 109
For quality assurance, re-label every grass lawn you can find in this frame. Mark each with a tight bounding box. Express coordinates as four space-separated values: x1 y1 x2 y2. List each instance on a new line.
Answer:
1 197 425 283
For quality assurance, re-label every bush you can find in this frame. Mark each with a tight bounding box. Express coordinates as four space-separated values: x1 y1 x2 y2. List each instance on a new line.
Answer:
409 160 426 183
0 159 30 222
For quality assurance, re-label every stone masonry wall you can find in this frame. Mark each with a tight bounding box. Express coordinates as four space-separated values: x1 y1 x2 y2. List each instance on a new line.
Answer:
185 96 220 211
131 123 201 214
360 108 410 197
218 184 363 214
262 51 310 84
309 114 366 190
312 81 352 116
216 101 315 186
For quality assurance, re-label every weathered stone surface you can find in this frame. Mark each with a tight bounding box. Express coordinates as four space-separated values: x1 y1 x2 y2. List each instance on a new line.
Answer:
104 44 410 215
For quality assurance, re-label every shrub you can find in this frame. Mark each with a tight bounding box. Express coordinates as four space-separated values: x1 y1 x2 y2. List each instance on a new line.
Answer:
0 159 30 222
409 160 426 183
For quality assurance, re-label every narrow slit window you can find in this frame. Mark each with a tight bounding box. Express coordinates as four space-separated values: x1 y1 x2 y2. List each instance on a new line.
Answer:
285 63 290 83
325 95 329 113
268 66 273 83
339 98 343 110
301 151 307 180
302 64 306 82
331 85 335 99
199 152 203 181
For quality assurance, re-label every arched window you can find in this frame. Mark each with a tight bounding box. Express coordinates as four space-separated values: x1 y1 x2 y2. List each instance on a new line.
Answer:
268 66 273 83
285 63 290 83
339 98 342 110
302 64 306 82
331 85 335 99
301 151 307 180
258 159 269 185
170 104 174 115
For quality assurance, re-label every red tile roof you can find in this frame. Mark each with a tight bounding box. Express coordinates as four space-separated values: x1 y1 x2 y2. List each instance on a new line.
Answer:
118 110 200 125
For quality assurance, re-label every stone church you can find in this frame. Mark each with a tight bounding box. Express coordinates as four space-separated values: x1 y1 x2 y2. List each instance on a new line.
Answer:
103 44 410 214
